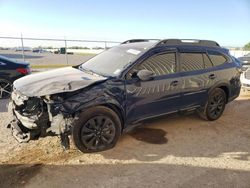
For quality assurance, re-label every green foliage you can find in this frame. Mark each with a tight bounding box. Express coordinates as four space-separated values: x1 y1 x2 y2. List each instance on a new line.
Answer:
244 42 250 50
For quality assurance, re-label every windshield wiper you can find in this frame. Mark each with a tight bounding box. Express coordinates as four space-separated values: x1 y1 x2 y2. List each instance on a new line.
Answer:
80 67 93 74
79 66 107 77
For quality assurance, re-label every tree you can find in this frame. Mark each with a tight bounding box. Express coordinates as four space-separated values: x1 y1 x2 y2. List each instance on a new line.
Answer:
244 42 250 50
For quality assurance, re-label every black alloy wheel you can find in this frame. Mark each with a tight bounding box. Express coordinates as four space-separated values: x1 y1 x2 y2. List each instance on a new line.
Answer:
81 116 116 151
0 79 12 99
72 106 121 153
199 88 226 121
207 90 226 119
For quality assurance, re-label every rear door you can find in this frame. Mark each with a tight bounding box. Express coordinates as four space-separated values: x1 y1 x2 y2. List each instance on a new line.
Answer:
179 48 216 108
125 49 183 124
207 50 240 98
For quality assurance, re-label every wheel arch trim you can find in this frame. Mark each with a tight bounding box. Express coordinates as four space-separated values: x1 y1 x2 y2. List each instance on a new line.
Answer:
208 83 230 103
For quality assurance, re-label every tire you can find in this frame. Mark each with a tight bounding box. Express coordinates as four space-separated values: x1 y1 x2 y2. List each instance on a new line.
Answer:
72 106 122 153
0 78 12 99
198 88 226 121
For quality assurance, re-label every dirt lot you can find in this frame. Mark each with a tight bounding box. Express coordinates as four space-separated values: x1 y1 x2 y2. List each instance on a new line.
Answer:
0 92 250 188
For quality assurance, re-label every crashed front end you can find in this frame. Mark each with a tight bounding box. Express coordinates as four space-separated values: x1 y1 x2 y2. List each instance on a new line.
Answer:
7 67 108 149
8 88 74 149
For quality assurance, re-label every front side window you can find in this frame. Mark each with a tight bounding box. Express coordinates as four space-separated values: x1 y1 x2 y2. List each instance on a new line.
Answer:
180 53 204 72
207 51 227 66
138 53 176 76
131 53 176 78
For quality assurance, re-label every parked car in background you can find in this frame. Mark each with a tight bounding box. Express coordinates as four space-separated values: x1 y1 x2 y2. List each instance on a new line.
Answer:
0 55 31 99
237 53 250 90
238 53 250 66
8 39 241 153
32 48 48 53
241 70 250 91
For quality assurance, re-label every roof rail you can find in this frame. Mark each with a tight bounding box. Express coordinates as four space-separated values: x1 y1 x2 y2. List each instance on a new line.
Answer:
156 39 220 47
121 39 160 44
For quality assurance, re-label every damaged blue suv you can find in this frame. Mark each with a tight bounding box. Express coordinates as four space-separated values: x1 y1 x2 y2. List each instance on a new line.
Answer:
8 39 242 152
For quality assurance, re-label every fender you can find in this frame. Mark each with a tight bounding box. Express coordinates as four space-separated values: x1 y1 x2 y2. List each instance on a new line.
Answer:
207 81 230 102
59 83 126 123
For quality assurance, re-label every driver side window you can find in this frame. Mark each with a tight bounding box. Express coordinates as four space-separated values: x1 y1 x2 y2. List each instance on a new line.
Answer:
127 52 176 79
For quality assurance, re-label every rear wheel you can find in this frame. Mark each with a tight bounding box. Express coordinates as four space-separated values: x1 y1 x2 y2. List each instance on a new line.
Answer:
0 78 12 99
198 88 226 121
72 106 122 153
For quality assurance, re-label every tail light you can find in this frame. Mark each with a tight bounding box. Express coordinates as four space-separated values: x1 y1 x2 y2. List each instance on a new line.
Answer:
16 67 31 75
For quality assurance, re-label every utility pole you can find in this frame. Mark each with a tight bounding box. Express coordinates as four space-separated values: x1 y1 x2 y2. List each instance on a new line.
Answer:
64 37 69 65
21 33 25 61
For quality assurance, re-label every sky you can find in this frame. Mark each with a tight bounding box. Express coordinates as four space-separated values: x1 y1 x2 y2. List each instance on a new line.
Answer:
0 0 249 47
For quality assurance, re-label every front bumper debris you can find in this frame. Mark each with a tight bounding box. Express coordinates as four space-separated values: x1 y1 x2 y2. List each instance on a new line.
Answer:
8 90 74 149
7 119 31 143
7 101 32 143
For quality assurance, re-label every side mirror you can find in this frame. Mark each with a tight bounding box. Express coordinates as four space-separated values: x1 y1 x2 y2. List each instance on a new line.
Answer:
137 69 154 81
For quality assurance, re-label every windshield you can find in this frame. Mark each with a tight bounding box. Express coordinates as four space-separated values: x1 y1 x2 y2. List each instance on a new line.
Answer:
80 46 147 77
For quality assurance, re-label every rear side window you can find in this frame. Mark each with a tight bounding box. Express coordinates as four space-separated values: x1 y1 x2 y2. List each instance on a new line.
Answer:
207 51 227 66
180 53 204 72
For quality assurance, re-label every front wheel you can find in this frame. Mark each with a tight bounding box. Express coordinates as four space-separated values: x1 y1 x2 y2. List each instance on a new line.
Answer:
198 88 226 121
72 106 122 153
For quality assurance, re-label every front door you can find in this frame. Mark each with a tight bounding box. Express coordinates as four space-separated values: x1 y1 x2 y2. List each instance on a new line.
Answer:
125 50 183 124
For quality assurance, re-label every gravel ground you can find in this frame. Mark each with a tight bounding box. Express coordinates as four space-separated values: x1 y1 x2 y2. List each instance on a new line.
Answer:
0 92 250 188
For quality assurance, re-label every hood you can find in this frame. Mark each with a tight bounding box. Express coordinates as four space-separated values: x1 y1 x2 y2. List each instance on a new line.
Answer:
13 67 107 97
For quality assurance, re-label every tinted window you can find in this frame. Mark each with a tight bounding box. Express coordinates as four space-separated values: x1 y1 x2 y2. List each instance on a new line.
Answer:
203 53 213 68
137 53 176 76
126 53 176 79
180 53 204 72
208 51 227 66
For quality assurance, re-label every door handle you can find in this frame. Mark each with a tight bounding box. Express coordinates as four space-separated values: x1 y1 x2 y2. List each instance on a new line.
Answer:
209 74 216 80
170 80 178 87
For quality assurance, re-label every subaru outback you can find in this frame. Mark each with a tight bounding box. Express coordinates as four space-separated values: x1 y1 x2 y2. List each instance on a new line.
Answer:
8 39 242 153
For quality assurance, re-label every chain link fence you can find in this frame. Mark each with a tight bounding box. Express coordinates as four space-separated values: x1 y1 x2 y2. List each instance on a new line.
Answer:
0 36 120 67
0 36 249 67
